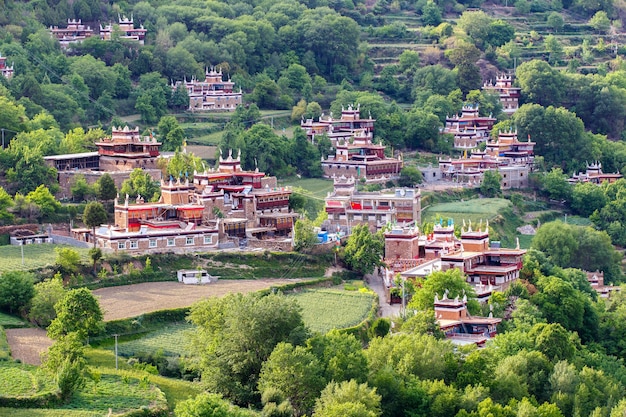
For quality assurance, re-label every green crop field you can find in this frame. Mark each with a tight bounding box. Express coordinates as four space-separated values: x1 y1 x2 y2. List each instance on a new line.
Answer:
0 362 56 397
59 373 167 414
114 323 194 358
0 244 90 273
289 289 376 334
422 198 513 226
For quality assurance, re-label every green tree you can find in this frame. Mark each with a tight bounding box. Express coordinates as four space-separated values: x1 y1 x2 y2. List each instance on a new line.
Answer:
25 185 61 221
407 268 477 313
83 201 108 249
480 170 502 197
405 109 441 151
366 333 454 381
398 166 423 187
421 1 442 26
95 173 117 201
571 182 607 216
294 218 319 251
531 221 622 283
187 293 307 406
313 380 382 417
306 330 369 384
0 271 35 314
158 115 185 151
70 175 95 202
42 332 87 402
55 247 81 275
120 168 161 201
540 168 572 201
529 322 577 362
47 287 104 340
28 274 65 327
0 186 15 224
547 12 565 32
544 35 564 65
259 342 326 416
343 225 384 275
175 393 257 417
516 60 566 107
589 11 611 33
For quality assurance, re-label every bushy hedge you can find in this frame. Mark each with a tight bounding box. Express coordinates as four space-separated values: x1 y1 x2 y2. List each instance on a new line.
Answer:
0 327 10 361
337 295 379 344
0 390 61 408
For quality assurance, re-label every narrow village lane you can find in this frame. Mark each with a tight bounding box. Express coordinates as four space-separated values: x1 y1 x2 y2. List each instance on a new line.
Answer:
365 272 402 319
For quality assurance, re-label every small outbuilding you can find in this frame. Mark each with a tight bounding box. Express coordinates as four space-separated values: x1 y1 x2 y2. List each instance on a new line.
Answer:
177 269 216 284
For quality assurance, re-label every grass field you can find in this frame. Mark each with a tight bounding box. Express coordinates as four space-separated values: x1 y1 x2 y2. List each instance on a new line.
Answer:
289 288 376 334
0 244 90 273
422 198 513 225
279 177 334 198
0 312 26 328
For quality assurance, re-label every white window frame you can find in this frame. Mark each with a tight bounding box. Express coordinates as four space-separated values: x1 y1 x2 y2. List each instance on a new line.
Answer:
167 238 175 247
149 239 157 248
186 237 194 245
118 242 126 250
130 241 138 249
204 235 213 245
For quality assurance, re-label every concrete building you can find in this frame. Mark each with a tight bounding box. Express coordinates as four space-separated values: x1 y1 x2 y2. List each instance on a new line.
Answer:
323 175 420 233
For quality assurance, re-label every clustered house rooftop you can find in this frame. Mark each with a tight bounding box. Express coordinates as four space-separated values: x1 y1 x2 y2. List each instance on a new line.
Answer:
436 129 535 189
302 104 402 182
77 149 299 253
380 219 526 345
323 175 421 234
0 53 14 79
443 104 496 151
568 161 622 185
481 74 522 115
44 126 163 198
171 67 242 112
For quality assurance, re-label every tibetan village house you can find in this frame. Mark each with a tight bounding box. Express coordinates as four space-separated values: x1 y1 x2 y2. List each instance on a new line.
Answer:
0 53 14 79
171 67 242 112
44 126 162 198
100 15 147 44
481 74 521 115
49 19 94 48
443 104 496 151
323 175 420 233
